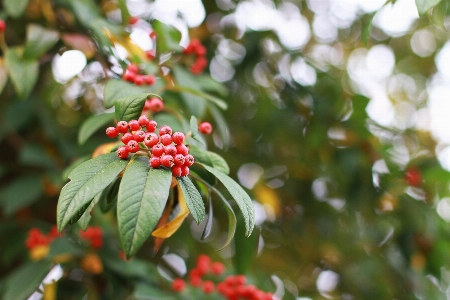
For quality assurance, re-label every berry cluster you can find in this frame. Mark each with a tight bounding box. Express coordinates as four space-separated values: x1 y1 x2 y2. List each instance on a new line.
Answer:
122 63 156 86
79 226 103 249
143 97 164 114
0 20 5 33
106 117 195 177
171 255 275 300
184 38 208 75
25 226 61 250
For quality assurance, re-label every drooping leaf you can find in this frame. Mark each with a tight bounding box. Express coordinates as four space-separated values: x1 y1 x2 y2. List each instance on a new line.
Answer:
0 175 43 215
66 0 102 27
153 113 186 133
189 115 205 145
4 47 39 99
152 19 182 53
172 65 207 116
189 145 230 175
23 24 59 59
117 0 131 24
115 93 149 122
78 112 115 145
201 194 213 240
199 163 255 237
196 74 229 97
233 217 260 274
361 13 376 45
0 61 8 95
104 79 148 109
78 192 102 230
415 0 442 15
117 157 172 258
57 153 129 231
208 104 230 148
176 176 205 224
4 0 30 18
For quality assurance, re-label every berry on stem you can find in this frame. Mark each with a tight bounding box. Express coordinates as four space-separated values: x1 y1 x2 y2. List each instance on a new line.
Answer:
128 120 140 131
134 75 145 86
138 115 149 126
199 122 212 134
143 74 156 85
116 121 129 133
146 120 157 132
174 154 185 166
172 165 182 177
150 156 161 168
184 154 195 167
160 134 173 146
202 281 215 294
172 278 186 292
172 132 185 145
128 16 139 25
144 133 159 147
161 155 174 167
117 146 129 159
159 125 172 136
134 130 146 142
126 140 140 153
121 132 134 145
148 98 164 112
165 145 177 156
181 166 190 177
176 144 189 156
0 20 6 33
106 127 118 138
152 144 164 157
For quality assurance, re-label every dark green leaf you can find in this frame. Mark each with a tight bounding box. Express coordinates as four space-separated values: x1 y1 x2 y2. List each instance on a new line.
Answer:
57 153 129 231
196 74 229 97
233 218 259 274
49 235 84 257
104 79 148 109
78 192 102 230
415 0 442 15
117 157 172 257
115 93 149 122
62 155 90 181
4 0 30 18
201 194 213 240
199 163 255 237
134 283 176 300
152 19 182 53
78 112 115 145
189 115 205 145
189 145 230 174
0 175 43 215
4 48 39 99
68 200 93 225
172 66 207 116
0 63 8 95
23 24 59 59
20 144 57 170
99 177 121 212
176 176 205 224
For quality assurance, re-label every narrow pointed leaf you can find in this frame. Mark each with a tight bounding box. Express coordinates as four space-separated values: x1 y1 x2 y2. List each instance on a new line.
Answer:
152 19 182 53
172 65 207 116
201 194 213 240
57 153 128 231
23 24 59 59
198 163 255 236
115 93 149 122
4 48 39 99
189 145 229 174
176 176 205 224
208 104 230 148
78 112 115 145
78 192 102 230
117 157 172 258
4 0 30 18
415 0 441 15
104 79 148 109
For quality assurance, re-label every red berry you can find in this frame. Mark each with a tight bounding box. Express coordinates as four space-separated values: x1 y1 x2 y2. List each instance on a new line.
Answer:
122 70 136 82
184 154 194 167
161 155 174 167
152 144 164 157
263 292 274 300
128 120 140 131
149 31 156 39
144 99 152 111
134 130 146 142
195 44 207 56
146 51 155 60
116 121 129 133
106 127 119 138
80 227 103 249
172 278 186 292
143 74 156 85
0 20 6 33
128 16 139 25
134 75 144 86
159 125 172 136
148 98 164 113
146 120 157 132
174 154 185 166
138 115 149 126
126 140 140 153
211 262 226 275
181 166 190 177
144 133 159 147
116 146 129 159
234 275 247 286
199 122 212 134
150 156 161 168
190 275 202 287
202 280 215 294
405 167 422 187
176 144 189 156
160 134 173 146
165 145 177 156
121 132 134 144
127 64 139 73
172 165 182 177
172 132 185 145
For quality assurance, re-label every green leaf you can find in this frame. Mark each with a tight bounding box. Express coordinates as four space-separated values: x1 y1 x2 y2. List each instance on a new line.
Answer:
431 0 447 26
196 74 229 97
153 113 185 133
172 65 207 116
23 24 59 59
208 104 230 148
233 218 259 274
0 175 43 215
190 115 199 136
0 63 8 95
117 0 131 24
199 164 255 237
361 13 375 45
78 192 101 230
117 157 172 258
104 79 148 109
78 112 115 145
189 145 230 174
4 0 30 18
57 153 129 231
115 93 149 122
99 177 120 213
177 176 205 224
67 0 102 27
152 19 182 53
201 194 213 240
3 260 51 300
4 48 39 99
415 0 442 15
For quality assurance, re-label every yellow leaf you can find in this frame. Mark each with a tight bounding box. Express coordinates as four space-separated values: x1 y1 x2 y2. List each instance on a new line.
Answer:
92 142 119 158
43 281 57 300
103 28 147 61
152 185 189 238
254 184 281 217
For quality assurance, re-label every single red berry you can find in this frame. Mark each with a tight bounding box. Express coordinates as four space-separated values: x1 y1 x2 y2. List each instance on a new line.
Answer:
148 98 164 113
127 64 139 73
144 99 152 110
138 115 149 126
199 122 212 134
150 156 161 168
134 75 145 86
190 275 202 287
181 166 190 177
126 140 140 153
121 132 134 145
146 120 157 132
172 278 186 292
165 145 177 156
252 290 265 300
128 120 140 131
116 121 129 133
122 70 136 82
176 144 189 156
202 281 215 294
173 154 185 166
149 31 156 39
195 56 208 68
211 262 226 275
116 146 129 159
184 154 195 167
0 20 6 33
143 74 156 85
234 275 247 286
161 155 174 167
134 130 146 142
190 64 202 75
128 16 139 25
263 292 274 300
172 132 185 145
144 132 159 147
146 51 155 61
159 125 172 136
172 165 182 177
405 167 422 187
152 144 164 157
106 127 119 138
160 134 173 146
195 44 207 56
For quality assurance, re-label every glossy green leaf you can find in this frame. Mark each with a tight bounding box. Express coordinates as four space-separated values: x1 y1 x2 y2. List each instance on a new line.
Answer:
199 163 255 237
233 218 259 274
152 19 182 53
78 112 115 145
0 175 43 215
115 93 149 122
117 157 172 258
415 0 442 15
78 192 102 230
4 48 39 99
190 115 200 141
177 176 205 224
57 153 129 231
99 177 120 213
201 194 213 240
104 79 148 109
189 145 230 174
23 24 59 59
4 0 30 18
172 66 207 116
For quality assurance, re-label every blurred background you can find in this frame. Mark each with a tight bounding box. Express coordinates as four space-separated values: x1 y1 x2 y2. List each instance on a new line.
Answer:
1 0 450 299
